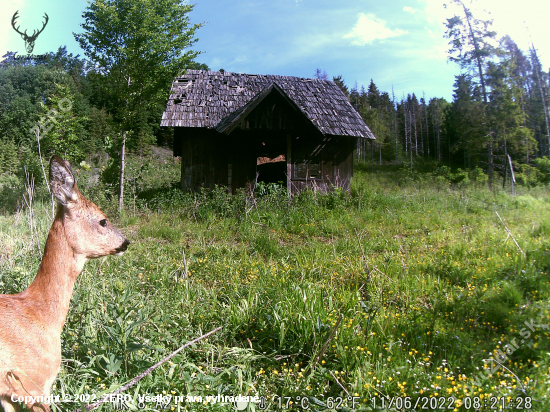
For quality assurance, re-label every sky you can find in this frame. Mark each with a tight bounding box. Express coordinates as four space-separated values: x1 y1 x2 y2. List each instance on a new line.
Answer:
1 0 549 101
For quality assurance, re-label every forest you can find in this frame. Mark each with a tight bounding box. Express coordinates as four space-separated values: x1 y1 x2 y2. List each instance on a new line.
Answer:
328 25 550 189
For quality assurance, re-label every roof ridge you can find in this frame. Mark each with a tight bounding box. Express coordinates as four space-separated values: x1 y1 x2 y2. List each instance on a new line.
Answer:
179 69 330 84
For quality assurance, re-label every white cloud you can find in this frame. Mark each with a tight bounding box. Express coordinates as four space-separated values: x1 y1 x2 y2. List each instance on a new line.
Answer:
403 6 420 13
344 13 407 46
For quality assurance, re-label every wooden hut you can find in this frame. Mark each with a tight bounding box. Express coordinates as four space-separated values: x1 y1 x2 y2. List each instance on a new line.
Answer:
160 70 375 194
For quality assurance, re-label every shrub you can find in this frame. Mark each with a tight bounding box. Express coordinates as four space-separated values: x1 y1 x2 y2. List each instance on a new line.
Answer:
432 175 450 190
452 168 469 185
255 181 289 208
433 165 452 180
468 166 488 185
319 186 347 210
0 174 22 213
433 165 470 186
515 164 545 187
532 157 550 180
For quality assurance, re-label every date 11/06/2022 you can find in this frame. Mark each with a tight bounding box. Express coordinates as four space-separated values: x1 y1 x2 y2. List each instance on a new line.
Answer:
371 396 533 410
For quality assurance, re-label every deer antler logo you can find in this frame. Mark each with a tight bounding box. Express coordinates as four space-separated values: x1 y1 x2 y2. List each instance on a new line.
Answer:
11 11 49 54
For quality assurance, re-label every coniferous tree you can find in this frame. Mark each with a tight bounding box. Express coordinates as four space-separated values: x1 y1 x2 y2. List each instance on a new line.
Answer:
367 80 380 108
429 97 449 164
445 0 498 185
349 82 360 110
528 44 550 156
332 75 349 98
447 75 485 167
485 55 535 166
0 139 19 175
359 85 368 111
314 68 328 80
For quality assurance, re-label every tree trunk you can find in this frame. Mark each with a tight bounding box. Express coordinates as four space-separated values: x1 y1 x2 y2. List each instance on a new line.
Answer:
394 110 398 163
437 117 442 164
508 154 515 196
488 137 495 189
413 109 418 156
119 75 131 212
437 113 449 164
461 2 488 102
392 89 398 164
404 105 408 155
118 130 127 211
419 107 425 160
370 140 374 173
378 112 383 165
426 102 429 158
409 110 414 167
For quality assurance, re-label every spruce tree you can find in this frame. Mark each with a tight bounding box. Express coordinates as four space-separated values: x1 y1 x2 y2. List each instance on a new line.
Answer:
445 0 498 185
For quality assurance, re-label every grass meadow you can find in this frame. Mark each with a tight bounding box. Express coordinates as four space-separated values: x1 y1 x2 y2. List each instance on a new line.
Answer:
0 164 549 411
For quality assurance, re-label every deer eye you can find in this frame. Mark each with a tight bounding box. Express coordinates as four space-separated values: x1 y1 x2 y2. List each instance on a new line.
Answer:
99 219 108 227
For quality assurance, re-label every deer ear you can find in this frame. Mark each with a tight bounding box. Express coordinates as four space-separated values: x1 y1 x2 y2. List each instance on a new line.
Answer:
49 156 77 205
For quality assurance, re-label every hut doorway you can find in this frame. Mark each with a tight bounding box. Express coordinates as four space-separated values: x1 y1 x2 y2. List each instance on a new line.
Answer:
256 154 286 185
255 138 286 186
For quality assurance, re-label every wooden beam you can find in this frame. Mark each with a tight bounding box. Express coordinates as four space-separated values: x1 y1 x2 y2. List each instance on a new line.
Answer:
287 133 292 193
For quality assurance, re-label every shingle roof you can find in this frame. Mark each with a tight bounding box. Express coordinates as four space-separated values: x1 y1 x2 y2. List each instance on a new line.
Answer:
160 70 375 139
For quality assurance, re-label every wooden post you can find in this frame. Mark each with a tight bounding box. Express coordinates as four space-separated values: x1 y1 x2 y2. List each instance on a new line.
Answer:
119 130 126 211
503 160 508 189
286 134 292 194
508 155 515 196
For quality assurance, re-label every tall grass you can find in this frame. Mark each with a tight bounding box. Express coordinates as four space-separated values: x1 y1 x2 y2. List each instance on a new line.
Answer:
1 168 549 411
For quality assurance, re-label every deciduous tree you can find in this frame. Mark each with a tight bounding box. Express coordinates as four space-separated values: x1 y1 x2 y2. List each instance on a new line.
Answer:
74 0 203 210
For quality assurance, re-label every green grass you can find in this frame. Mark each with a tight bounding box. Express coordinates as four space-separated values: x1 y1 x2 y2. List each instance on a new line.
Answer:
1 168 549 411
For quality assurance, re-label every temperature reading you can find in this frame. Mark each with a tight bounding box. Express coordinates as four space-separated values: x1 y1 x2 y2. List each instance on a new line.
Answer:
296 396 310 409
272 395 311 409
272 395 359 410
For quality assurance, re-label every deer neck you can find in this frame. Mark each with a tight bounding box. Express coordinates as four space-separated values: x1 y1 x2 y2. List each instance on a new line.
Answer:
24 216 87 332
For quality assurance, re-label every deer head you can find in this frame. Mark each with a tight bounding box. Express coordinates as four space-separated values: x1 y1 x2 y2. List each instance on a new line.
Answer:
49 156 130 259
11 11 49 54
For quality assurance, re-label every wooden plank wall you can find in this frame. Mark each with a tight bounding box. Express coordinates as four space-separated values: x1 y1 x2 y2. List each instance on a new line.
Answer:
175 125 356 194
177 128 258 193
178 128 225 191
288 136 355 194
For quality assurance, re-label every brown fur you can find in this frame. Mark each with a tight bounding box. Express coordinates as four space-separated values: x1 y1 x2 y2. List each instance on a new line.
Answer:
0 156 129 412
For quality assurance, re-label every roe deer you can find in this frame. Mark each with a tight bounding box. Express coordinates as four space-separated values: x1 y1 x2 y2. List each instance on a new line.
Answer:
0 156 130 412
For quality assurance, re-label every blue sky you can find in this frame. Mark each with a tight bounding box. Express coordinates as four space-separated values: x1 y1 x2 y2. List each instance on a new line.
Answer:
1 0 549 101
